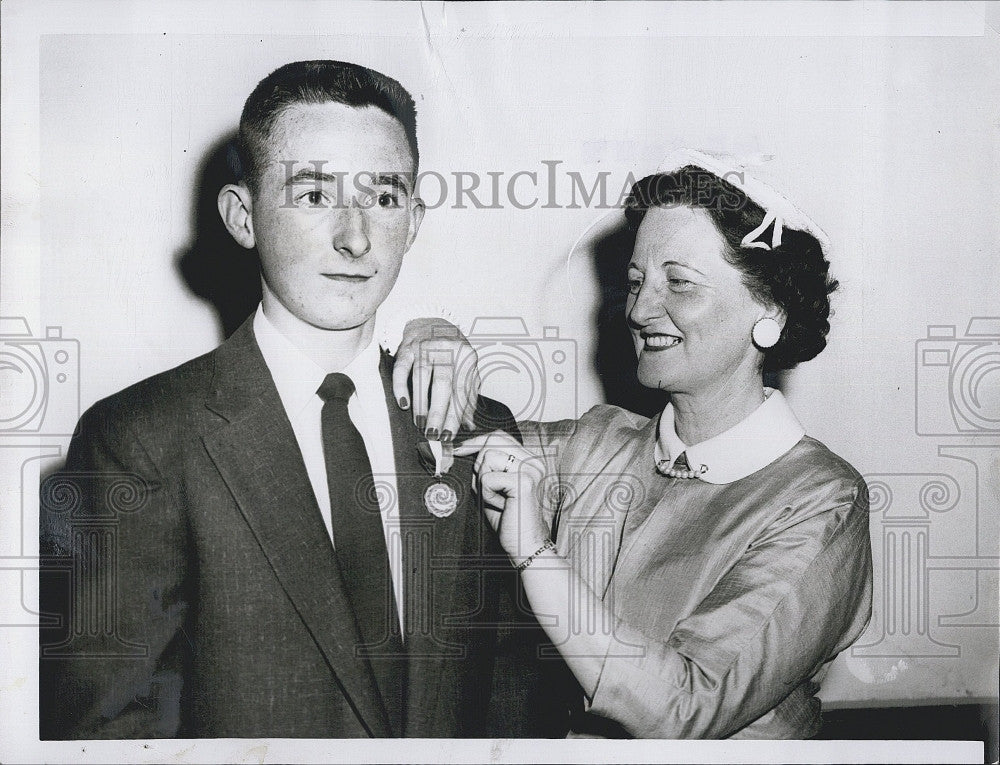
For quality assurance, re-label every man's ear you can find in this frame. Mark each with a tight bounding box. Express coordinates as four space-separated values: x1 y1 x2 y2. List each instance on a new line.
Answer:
217 183 256 249
404 196 426 251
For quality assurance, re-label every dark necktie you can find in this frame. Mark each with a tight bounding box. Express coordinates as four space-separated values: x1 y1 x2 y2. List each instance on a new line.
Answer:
317 372 405 734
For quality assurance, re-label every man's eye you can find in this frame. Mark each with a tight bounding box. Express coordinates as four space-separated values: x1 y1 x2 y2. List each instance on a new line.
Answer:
377 191 400 208
299 190 327 207
668 278 694 292
627 278 642 295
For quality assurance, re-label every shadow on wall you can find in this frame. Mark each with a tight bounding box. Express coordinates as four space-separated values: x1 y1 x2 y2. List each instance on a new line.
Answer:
176 132 262 340
589 218 667 418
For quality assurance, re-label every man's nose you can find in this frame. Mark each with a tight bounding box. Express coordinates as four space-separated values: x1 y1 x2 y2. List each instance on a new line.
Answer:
332 202 371 259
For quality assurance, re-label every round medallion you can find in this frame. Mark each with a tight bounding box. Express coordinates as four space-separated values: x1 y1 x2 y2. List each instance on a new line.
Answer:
424 482 458 518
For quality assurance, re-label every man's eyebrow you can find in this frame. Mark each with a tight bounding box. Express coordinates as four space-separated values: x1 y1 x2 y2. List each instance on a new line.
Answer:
283 169 412 194
283 169 345 187
369 172 411 194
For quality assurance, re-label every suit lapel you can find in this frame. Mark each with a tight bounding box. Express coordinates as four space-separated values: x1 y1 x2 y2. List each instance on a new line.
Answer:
201 319 391 736
378 352 468 734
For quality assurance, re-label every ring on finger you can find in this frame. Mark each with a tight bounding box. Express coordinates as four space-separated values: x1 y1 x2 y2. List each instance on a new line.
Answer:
501 453 517 473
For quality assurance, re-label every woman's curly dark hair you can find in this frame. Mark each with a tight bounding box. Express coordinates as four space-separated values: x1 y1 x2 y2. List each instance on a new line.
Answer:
623 166 838 373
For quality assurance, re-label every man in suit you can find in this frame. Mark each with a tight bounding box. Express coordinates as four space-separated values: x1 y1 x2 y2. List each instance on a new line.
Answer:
39 60 569 739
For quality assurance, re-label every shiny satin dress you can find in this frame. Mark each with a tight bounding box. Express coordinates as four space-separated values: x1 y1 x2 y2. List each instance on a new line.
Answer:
521 390 873 739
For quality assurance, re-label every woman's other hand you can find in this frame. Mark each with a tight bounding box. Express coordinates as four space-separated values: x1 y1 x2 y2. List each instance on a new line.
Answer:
454 432 552 562
393 318 482 440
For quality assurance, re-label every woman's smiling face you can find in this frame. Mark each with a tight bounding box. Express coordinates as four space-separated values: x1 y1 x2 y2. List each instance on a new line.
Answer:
626 205 775 396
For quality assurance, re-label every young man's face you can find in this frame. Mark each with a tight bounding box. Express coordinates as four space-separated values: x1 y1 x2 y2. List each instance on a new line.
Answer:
247 102 423 331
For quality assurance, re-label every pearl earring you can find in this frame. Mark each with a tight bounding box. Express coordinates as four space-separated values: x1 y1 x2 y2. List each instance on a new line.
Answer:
752 317 781 349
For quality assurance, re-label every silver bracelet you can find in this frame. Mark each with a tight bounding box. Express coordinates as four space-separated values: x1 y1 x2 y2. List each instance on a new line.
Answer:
515 539 556 571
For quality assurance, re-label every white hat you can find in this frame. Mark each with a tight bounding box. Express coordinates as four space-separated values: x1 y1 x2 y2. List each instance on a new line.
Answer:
565 148 829 274
654 148 830 252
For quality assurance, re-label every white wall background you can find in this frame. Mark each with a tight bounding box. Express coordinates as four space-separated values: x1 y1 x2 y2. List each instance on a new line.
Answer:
3 1 998 738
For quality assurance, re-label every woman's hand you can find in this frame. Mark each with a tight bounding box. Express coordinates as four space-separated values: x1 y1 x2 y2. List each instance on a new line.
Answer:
453 431 552 562
393 318 482 439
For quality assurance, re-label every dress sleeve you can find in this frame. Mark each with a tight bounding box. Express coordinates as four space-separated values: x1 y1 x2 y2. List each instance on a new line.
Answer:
585 485 873 739
518 418 577 454
519 407 645 538
518 405 633 473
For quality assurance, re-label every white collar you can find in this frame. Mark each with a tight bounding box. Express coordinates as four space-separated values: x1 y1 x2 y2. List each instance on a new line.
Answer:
653 388 805 484
253 304 383 417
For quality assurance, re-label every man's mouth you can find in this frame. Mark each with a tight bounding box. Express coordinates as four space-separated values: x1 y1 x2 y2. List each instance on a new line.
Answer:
321 273 372 283
642 333 682 350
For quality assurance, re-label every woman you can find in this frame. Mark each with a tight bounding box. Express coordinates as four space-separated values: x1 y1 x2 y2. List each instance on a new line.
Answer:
455 154 873 739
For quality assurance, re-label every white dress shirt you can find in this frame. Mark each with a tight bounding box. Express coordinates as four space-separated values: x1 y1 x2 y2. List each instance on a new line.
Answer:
253 305 405 631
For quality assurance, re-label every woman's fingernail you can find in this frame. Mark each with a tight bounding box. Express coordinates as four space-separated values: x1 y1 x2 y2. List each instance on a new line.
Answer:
441 430 453 442
415 415 426 430
426 427 439 440
398 396 409 409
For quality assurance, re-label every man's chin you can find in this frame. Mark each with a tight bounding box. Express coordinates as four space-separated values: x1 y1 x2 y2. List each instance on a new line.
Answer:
295 305 376 333
311 316 373 332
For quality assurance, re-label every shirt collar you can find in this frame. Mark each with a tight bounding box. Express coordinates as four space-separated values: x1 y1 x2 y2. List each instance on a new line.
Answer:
653 388 805 484
253 304 383 417
339 332 384 408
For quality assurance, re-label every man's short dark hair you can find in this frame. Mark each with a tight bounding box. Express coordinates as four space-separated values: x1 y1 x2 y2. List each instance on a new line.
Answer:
234 60 419 195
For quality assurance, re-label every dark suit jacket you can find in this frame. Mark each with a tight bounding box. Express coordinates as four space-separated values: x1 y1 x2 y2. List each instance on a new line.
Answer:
39 317 571 739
